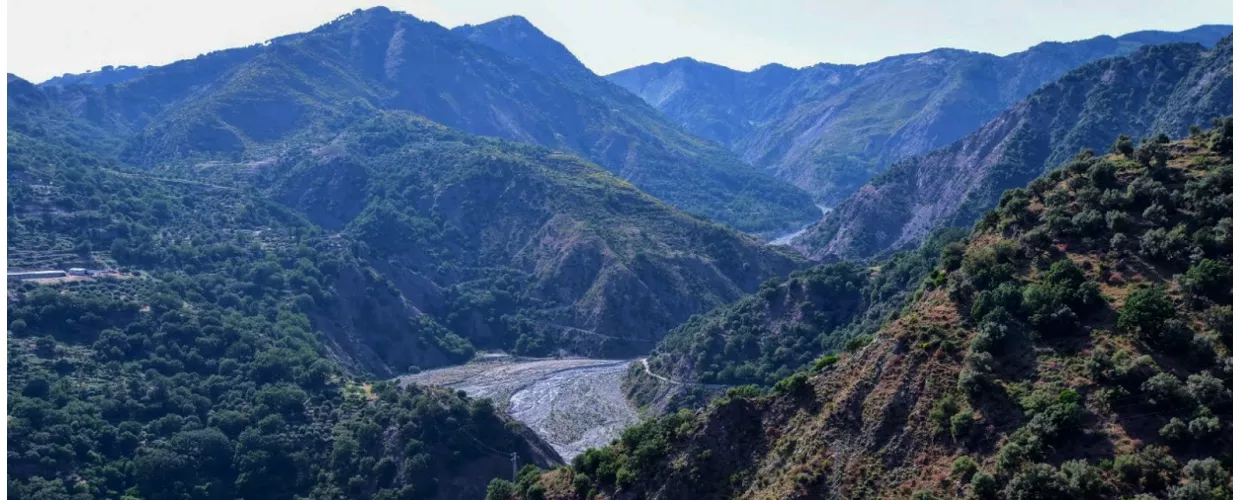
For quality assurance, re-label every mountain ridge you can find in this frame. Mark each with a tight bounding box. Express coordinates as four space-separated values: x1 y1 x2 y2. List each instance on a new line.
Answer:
607 24 1233 206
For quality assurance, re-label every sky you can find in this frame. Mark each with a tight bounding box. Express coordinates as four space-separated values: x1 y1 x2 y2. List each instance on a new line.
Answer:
7 0 1234 82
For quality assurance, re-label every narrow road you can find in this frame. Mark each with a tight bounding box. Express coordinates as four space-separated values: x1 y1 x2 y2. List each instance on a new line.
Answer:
640 358 727 389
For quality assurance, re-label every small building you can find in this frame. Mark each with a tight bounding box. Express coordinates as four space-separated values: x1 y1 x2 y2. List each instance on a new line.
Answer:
68 268 88 276
8 270 67 281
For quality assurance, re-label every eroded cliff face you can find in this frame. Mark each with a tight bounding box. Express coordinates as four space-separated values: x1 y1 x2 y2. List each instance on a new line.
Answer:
794 39 1233 262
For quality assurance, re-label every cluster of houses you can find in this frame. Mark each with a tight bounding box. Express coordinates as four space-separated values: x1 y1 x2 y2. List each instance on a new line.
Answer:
8 267 109 282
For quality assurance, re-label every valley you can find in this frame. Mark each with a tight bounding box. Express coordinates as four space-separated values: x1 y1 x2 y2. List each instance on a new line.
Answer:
6 4 1232 500
770 204 831 245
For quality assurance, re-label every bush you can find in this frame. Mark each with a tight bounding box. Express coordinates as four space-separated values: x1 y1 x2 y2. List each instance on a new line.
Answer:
1059 460 1105 499
1141 373 1188 408
1118 287 1176 338
1160 418 1189 442
485 479 517 500
1111 135 1135 157
1180 259 1231 303
1113 446 1179 492
970 472 998 499
1139 225 1191 264
1186 372 1230 408
1003 463 1069 500
952 456 979 481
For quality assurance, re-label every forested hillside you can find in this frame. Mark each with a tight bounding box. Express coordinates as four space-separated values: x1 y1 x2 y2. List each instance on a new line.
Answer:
796 38 1233 261
641 228 965 387
7 125 561 499
254 111 805 358
516 125 1232 499
34 8 819 235
608 25 1231 206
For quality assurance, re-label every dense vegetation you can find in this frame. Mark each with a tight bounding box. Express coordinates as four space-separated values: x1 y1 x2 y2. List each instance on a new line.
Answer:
255 112 804 358
608 26 1231 205
642 228 965 386
35 8 820 235
518 126 1233 499
7 128 558 499
796 36 1234 261
8 23 812 495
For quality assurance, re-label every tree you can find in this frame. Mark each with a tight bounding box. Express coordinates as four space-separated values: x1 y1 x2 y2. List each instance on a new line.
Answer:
1118 287 1176 339
1111 135 1135 158
1180 259 1231 303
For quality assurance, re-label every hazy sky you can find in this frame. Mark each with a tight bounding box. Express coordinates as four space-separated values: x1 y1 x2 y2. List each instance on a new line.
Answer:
8 0 1234 82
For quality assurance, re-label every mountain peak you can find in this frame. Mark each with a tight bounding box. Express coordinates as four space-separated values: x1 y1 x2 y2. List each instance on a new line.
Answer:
452 15 594 82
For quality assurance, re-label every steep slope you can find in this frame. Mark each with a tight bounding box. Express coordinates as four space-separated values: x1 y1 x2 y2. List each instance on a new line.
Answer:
50 8 818 234
528 125 1233 500
254 111 805 358
795 38 1233 261
7 128 560 499
641 228 966 388
608 25 1232 205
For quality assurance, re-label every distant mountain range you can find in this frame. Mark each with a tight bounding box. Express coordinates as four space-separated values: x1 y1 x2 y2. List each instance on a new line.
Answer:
795 37 1233 260
607 24 1232 206
26 8 820 235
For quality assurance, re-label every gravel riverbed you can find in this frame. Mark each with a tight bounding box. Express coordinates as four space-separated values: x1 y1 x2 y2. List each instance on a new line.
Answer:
399 356 640 462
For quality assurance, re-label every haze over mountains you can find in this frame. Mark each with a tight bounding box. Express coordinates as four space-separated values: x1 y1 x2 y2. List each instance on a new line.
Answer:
7 5 1235 500
608 24 1231 206
28 7 820 236
796 36 1234 261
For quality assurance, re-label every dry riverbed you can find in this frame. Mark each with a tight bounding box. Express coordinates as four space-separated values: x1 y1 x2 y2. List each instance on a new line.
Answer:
398 355 640 462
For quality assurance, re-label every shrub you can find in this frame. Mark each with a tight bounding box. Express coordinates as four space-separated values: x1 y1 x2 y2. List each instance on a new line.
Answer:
970 472 998 499
1072 209 1105 233
1105 210 1132 231
1160 418 1189 442
1004 463 1069 500
1059 460 1105 499
952 456 979 481
1118 287 1176 337
1142 373 1188 408
1111 135 1135 157
485 479 517 500
950 411 973 441
1140 225 1191 264
1114 446 1178 492
813 354 839 371
1171 458 1230 500
971 282 1022 322
941 243 967 272
1186 372 1230 408
1180 259 1231 302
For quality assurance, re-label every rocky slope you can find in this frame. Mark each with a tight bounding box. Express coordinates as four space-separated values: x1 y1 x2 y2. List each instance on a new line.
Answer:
608 25 1232 206
255 111 805 359
640 228 965 389
521 125 1233 500
795 38 1233 261
34 8 819 235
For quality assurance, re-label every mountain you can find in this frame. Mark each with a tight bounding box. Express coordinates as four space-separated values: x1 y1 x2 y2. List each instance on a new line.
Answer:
794 38 1233 261
7 118 563 499
607 25 1232 205
41 64 154 88
8 30 812 498
638 228 965 389
524 125 1234 499
36 8 819 234
255 111 806 358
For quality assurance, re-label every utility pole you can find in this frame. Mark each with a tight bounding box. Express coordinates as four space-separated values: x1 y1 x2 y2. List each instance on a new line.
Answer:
511 452 518 480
